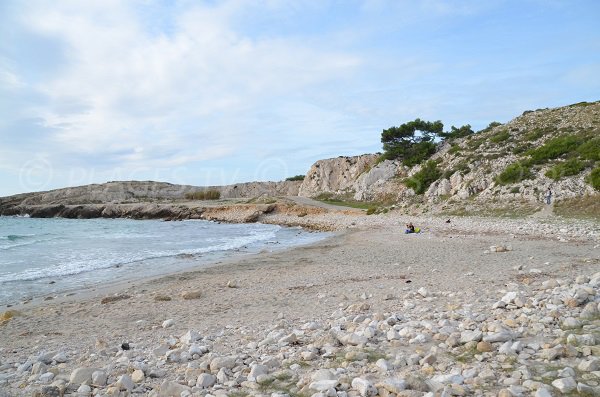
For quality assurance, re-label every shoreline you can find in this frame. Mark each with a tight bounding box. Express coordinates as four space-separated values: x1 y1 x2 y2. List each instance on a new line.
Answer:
1 212 599 396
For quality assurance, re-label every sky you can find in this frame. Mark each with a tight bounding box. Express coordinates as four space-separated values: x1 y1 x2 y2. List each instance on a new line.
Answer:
1 0 599 196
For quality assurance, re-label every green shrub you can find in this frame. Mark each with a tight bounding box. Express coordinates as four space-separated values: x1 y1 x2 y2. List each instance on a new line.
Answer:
448 144 462 155
544 159 586 181
577 137 600 161
495 162 533 185
184 190 221 200
366 207 377 215
512 143 531 155
525 135 582 164
285 175 305 181
523 127 551 141
490 130 511 143
405 160 441 194
587 167 600 191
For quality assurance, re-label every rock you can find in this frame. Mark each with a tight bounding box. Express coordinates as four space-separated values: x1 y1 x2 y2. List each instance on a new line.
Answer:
341 333 368 346
32 362 48 375
181 290 202 300
158 380 191 397
162 319 175 328
483 331 513 343
227 280 238 288
351 378 377 397
117 374 135 391
77 384 92 394
248 364 269 381
309 380 339 392
551 377 577 393
51 352 67 363
181 330 202 345
417 287 429 297
92 370 107 386
210 356 237 371
69 367 101 385
460 330 483 343
39 372 55 383
578 359 600 372
476 341 493 352
196 373 217 388
311 369 336 381
534 388 553 397
132 369 145 383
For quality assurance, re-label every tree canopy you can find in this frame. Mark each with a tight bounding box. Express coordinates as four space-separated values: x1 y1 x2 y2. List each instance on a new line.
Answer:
380 118 473 166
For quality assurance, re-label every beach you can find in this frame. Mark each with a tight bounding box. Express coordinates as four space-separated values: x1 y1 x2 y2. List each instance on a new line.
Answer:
1 210 599 396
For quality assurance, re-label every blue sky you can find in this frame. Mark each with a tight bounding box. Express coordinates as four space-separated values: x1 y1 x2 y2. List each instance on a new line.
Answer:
1 0 599 196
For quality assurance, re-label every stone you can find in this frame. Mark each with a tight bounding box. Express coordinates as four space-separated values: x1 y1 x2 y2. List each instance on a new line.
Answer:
309 380 339 392
534 388 553 397
249 364 269 381
69 367 101 385
551 377 576 393
92 370 107 386
117 374 135 391
39 372 55 383
181 290 202 300
51 352 67 363
342 333 368 346
578 359 600 372
483 331 513 343
210 356 237 371
460 330 483 343
77 384 92 394
196 373 217 388
132 369 145 383
181 330 202 345
476 341 493 352
162 319 175 328
311 369 336 381
32 362 48 375
158 380 192 397
352 378 377 397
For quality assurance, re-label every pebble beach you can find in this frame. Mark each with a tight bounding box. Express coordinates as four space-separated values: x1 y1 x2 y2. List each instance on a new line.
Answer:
1 210 599 397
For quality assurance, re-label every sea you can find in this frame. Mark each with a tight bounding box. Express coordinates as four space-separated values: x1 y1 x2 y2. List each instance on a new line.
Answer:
0 216 331 305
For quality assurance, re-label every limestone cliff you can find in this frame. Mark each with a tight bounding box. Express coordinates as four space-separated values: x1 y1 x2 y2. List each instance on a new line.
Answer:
297 101 600 210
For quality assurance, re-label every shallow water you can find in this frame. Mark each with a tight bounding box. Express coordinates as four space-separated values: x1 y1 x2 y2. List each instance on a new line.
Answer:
0 216 330 305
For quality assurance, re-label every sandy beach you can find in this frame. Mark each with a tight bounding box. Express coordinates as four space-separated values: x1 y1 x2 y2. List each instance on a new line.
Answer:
1 211 599 396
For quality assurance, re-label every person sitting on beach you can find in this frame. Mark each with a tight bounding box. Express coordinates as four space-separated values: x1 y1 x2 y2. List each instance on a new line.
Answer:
405 222 415 234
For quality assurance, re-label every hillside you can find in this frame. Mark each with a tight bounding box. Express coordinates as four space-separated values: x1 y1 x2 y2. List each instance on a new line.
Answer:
300 100 600 218
1 101 598 220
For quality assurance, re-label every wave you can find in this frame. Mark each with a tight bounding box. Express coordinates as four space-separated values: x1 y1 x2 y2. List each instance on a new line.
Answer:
0 227 279 283
2 234 36 241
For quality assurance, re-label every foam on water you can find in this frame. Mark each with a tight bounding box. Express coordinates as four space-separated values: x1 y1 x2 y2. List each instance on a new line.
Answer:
0 217 330 304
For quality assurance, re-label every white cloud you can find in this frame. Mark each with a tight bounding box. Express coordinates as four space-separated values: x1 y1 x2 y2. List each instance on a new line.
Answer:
15 1 361 170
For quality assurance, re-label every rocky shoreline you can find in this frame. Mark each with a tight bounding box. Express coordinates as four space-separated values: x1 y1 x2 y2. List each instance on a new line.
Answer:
0 209 599 397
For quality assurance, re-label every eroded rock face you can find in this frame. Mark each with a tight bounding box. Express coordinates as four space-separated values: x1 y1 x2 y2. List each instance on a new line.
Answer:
299 154 379 198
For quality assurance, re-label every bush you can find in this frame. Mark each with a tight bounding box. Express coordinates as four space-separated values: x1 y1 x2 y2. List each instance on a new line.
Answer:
525 135 582 164
544 159 586 181
184 190 221 200
577 137 600 161
366 207 377 215
587 167 600 191
489 130 511 143
405 161 441 194
285 175 305 181
495 162 533 185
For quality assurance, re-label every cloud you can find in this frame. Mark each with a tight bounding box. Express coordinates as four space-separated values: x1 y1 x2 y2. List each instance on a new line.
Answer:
4 1 361 174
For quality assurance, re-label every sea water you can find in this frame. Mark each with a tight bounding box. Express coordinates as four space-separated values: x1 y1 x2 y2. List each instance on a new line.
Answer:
0 216 330 305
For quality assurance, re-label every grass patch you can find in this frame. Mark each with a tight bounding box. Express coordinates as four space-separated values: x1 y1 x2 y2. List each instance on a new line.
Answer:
544 158 587 180
184 190 221 200
495 162 533 185
554 195 600 221
314 193 388 210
